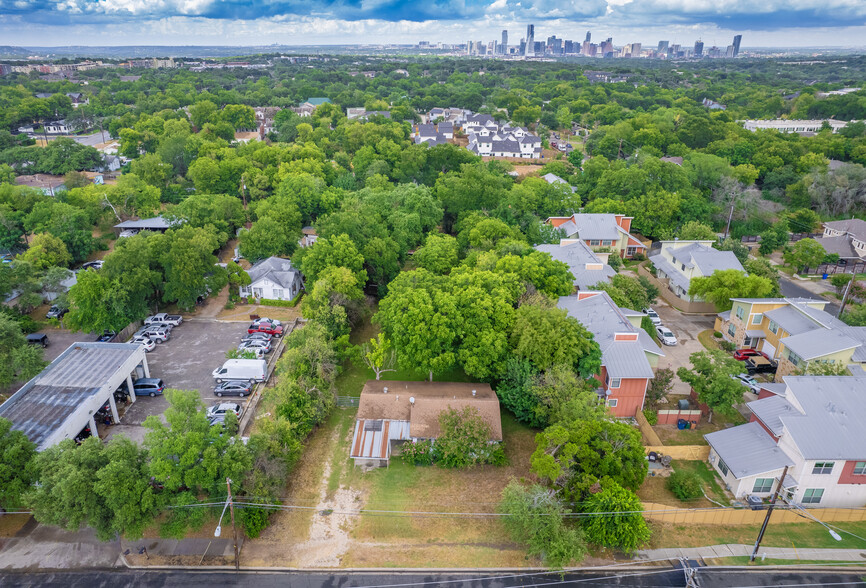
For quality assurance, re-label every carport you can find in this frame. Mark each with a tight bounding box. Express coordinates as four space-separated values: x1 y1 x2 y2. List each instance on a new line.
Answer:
0 342 150 450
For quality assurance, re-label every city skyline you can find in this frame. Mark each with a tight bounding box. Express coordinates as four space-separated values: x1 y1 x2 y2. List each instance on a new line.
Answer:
0 1 865 47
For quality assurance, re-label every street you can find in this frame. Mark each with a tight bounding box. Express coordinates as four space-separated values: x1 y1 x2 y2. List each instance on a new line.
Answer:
778 276 840 315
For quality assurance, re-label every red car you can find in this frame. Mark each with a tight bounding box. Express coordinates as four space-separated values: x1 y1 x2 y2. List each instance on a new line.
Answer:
733 348 769 361
248 322 283 337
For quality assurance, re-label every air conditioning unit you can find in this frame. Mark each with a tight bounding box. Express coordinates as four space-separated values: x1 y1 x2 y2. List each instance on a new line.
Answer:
709 454 716 463
725 483 732 491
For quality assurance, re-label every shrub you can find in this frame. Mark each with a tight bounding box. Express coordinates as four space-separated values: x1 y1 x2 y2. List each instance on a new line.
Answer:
719 340 736 352
632 252 646 261
713 331 723 339
239 506 271 538
581 479 650 553
401 440 434 466
642 409 658 426
259 292 303 307
224 300 235 310
667 470 703 500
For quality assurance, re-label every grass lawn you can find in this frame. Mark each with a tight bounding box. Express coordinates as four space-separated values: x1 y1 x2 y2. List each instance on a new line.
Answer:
336 411 542 568
720 556 866 566
638 461 730 508
653 411 745 446
647 520 866 551
698 329 723 351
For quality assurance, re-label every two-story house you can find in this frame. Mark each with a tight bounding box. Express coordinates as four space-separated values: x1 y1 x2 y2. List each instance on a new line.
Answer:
817 219 866 263
557 291 663 417
649 240 744 302
546 213 646 259
534 240 615 290
706 375 866 508
716 297 866 380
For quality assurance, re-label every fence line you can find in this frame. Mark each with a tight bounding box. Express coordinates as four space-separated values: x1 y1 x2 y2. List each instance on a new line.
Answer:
644 445 710 460
336 396 359 407
641 502 866 525
634 408 662 445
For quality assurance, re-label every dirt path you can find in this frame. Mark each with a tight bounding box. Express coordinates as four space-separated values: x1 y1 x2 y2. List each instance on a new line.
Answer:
291 427 362 567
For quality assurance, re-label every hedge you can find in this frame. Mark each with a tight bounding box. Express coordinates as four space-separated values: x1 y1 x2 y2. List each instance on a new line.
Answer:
258 292 303 307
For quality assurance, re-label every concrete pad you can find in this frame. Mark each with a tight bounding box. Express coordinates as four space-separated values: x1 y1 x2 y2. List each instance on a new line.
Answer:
652 301 715 397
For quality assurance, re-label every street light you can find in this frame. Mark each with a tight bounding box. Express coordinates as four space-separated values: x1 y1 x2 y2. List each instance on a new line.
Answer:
214 495 231 538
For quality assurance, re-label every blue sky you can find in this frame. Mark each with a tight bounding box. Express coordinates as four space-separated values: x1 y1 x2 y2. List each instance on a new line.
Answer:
0 0 864 47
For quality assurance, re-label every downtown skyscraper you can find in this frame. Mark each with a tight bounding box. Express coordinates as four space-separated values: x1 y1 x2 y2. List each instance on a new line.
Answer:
525 24 534 55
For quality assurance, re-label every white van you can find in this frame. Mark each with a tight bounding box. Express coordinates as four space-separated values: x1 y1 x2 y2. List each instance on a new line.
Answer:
212 359 268 383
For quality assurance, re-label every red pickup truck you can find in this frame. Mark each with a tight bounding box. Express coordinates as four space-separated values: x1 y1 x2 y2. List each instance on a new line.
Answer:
248 322 283 337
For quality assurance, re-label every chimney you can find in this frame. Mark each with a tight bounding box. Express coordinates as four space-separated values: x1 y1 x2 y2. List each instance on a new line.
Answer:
383 387 388 394
472 389 477 397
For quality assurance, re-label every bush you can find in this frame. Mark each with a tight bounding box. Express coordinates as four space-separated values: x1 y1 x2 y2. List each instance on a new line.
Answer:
642 409 658 426
258 293 303 307
224 300 235 310
667 470 703 500
239 506 271 538
719 340 736 352
401 440 434 466
713 331 723 339
433 406 500 468
632 252 646 261
0 307 39 334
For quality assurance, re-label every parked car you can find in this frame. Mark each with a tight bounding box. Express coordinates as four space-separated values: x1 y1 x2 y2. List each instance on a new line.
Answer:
121 378 165 397
731 373 761 394
745 356 777 374
656 325 677 346
643 308 661 325
207 402 242 420
96 330 117 343
135 326 170 343
733 348 770 361
131 335 156 352
212 359 268 383
248 322 283 337
237 345 266 359
242 332 272 343
143 321 174 332
251 317 282 327
145 313 183 326
26 333 49 348
239 339 271 354
214 380 254 397
80 260 104 271
46 305 68 319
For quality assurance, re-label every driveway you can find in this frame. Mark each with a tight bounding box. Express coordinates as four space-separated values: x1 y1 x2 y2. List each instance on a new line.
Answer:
106 320 251 443
653 300 715 397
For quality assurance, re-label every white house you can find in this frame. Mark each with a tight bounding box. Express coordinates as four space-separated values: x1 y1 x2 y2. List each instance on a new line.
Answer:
706 375 866 508
649 240 744 301
44 120 69 134
239 256 304 302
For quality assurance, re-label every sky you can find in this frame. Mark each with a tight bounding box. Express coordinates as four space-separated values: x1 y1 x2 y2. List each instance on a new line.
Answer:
0 0 865 48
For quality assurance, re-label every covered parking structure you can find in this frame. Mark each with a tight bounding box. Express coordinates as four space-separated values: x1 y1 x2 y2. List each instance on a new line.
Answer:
0 342 150 450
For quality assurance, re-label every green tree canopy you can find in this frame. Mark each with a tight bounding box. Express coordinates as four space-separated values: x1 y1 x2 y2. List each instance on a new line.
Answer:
688 269 775 311
677 350 744 422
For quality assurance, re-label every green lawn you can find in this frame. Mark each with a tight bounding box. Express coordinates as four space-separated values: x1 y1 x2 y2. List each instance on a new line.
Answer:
649 520 866 551
698 329 723 351
671 460 730 505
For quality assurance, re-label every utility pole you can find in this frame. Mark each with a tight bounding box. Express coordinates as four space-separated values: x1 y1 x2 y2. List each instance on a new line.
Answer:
750 465 788 562
838 276 854 318
723 204 735 240
226 477 240 570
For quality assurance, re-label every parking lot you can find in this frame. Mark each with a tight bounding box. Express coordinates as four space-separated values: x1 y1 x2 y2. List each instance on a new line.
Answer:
107 319 252 443
653 300 716 397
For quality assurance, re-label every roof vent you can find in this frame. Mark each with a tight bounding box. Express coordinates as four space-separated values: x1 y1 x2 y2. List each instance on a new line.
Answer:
383 387 388 394
409 397 415 405
472 389 477 397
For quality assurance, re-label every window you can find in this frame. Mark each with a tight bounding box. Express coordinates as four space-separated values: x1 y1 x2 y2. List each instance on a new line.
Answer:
627 247 636 256
590 240 600 246
812 462 835 475
609 378 621 389
802 488 824 504
787 349 803 368
718 458 729 476
273 288 284 300
728 324 736 337
681 263 686 271
252 287 264 298
735 305 745 320
753 478 774 493
769 320 779 335
752 313 763 325
607 398 617 408
854 462 866 475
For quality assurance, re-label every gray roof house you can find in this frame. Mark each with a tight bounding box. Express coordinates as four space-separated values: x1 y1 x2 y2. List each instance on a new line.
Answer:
114 215 180 237
650 240 744 302
239 256 303 302
819 219 866 261
707 375 866 507
534 240 615 290
557 291 663 417
541 173 578 193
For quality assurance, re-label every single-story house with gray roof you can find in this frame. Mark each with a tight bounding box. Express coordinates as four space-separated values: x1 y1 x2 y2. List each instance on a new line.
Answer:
238 256 303 302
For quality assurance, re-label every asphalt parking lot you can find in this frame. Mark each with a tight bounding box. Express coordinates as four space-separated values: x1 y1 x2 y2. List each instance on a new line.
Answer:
107 319 251 443
652 300 715 396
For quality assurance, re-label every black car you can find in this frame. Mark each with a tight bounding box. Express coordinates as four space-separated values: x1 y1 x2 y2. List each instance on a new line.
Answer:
96 330 117 343
26 333 49 348
214 380 254 397
745 356 778 374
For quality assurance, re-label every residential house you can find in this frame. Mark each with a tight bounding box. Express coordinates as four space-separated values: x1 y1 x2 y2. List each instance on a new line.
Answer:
238 256 303 302
299 226 318 248
346 107 367 120
534 240 615 290
706 375 866 508
546 213 646 259
541 173 577 193
424 107 473 125
557 291 663 417
701 98 726 110
15 174 67 196
66 92 88 108
715 297 866 380
114 215 180 237
350 380 502 467
43 269 77 302
649 240 744 302
291 98 331 118
43 120 69 134
741 119 850 134
466 121 542 159
254 106 282 137
818 219 866 263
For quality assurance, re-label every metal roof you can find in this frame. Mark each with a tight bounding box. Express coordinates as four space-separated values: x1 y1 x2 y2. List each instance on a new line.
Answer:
350 419 411 460
667 242 745 276
0 342 145 448
114 216 177 230
747 395 799 436
779 376 866 460
704 422 794 479
764 306 822 336
534 241 615 290
650 255 691 293
780 330 860 360
604 340 656 378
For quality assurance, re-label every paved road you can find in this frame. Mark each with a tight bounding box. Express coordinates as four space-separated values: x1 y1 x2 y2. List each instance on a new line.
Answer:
779 276 841 315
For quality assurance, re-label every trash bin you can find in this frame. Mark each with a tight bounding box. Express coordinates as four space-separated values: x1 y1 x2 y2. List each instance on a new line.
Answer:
822 273 829 279
677 419 687 430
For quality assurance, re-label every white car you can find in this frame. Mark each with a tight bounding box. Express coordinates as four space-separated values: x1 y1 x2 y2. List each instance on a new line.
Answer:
206 402 242 419
239 339 271 354
643 308 662 325
732 373 761 394
656 325 677 346
135 326 170 343
145 313 183 326
236 345 265 358
131 335 156 352
251 317 282 327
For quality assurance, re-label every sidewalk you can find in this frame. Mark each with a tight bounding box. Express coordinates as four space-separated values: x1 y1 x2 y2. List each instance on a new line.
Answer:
637 543 866 562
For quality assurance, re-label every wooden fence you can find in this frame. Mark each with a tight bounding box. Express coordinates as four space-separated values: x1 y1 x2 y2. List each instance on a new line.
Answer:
634 408 662 446
803 261 866 275
641 502 866 525
644 446 710 460
657 409 703 426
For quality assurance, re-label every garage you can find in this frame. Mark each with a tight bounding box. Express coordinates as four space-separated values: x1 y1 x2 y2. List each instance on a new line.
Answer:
0 342 150 450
